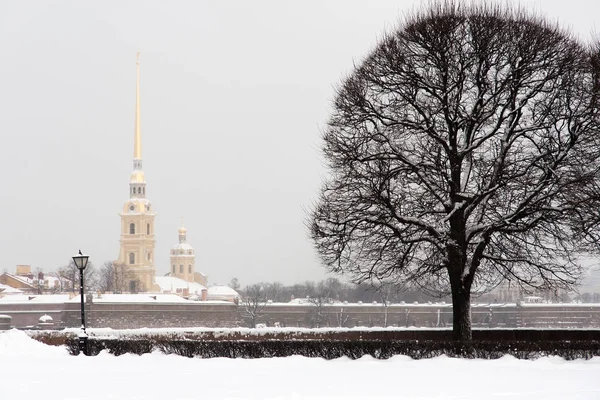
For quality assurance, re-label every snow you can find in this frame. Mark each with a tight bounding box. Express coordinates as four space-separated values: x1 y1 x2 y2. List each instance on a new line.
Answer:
38 314 53 322
61 326 452 339
0 283 23 294
57 326 600 340
66 293 190 303
154 276 206 294
207 284 239 296
206 284 239 301
1 329 599 399
0 294 71 303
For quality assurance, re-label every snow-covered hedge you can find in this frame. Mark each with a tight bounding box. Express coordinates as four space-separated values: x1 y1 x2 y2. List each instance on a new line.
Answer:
61 337 600 360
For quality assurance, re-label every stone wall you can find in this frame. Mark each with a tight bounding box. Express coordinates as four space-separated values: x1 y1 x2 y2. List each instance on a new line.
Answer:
0 302 64 327
60 301 242 329
1 299 600 329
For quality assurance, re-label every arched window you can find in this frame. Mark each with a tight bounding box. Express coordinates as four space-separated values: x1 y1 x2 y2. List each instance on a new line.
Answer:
147 252 152 261
129 223 135 234
188 265 192 273
147 223 150 235
143 187 145 194
129 253 135 265
179 265 183 273
172 265 175 274
137 187 141 194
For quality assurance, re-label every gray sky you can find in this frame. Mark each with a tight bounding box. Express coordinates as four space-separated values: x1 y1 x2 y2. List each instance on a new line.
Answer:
0 0 598 287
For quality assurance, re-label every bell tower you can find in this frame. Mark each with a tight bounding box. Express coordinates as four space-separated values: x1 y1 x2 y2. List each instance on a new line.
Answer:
170 220 195 282
117 53 157 292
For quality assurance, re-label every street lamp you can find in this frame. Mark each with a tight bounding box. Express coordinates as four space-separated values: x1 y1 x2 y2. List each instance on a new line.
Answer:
72 250 89 355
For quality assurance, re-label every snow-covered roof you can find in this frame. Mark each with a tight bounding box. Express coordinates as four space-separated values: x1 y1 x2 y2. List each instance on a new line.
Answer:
1 273 36 288
0 294 71 304
288 298 310 304
154 276 206 295
66 293 190 303
207 285 239 297
171 242 194 251
0 283 23 294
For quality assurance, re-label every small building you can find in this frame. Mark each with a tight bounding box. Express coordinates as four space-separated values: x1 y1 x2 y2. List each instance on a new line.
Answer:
0 283 23 296
0 272 37 293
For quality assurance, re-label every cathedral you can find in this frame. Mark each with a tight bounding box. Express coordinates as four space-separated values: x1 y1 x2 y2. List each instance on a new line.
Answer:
117 53 207 293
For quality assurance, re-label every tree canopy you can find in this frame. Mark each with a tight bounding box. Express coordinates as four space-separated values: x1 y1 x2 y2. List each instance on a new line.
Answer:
310 1 600 340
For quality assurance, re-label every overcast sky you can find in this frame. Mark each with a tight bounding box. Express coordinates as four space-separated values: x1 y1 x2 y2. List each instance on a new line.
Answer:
0 0 599 287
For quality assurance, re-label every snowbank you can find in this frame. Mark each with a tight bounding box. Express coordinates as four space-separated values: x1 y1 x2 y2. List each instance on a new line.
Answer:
1 329 599 399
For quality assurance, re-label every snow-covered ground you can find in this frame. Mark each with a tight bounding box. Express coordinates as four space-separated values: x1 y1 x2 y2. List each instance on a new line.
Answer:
2 330 600 399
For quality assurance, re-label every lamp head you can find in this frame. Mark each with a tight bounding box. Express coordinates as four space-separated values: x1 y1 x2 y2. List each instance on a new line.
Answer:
72 250 90 271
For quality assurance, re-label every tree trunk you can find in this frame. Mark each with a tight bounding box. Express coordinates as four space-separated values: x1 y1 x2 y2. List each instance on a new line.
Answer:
451 286 472 341
384 305 388 328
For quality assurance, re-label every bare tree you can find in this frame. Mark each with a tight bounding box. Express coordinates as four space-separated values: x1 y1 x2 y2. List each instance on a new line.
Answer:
310 2 600 341
307 280 333 328
229 277 241 292
374 280 404 327
57 260 97 293
96 261 136 293
33 267 44 295
240 283 268 328
97 261 116 293
264 281 285 302
115 262 136 293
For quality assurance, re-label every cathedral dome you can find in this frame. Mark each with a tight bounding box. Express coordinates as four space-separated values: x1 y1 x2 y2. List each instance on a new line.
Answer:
172 242 194 251
171 221 194 255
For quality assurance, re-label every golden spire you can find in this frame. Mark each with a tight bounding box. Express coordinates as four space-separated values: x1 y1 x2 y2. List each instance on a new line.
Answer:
134 52 141 160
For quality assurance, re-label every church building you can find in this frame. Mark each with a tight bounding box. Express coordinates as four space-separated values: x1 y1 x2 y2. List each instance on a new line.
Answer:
117 53 159 293
170 221 208 287
116 53 208 294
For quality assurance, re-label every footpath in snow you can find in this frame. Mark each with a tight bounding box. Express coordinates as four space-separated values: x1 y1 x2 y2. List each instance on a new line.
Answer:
1 329 599 400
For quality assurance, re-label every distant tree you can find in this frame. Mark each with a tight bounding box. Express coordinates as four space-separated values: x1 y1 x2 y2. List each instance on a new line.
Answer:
33 267 44 295
373 280 405 327
115 263 139 293
322 277 345 301
97 262 116 293
307 280 334 328
336 307 350 327
264 281 285 302
229 277 241 292
310 2 600 341
57 260 97 293
97 261 135 293
240 283 268 328
290 283 310 299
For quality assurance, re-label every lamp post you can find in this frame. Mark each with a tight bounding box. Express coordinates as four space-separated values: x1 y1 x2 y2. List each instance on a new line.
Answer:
72 250 90 355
